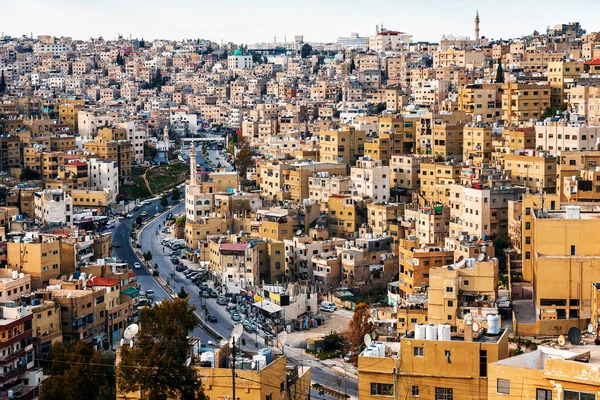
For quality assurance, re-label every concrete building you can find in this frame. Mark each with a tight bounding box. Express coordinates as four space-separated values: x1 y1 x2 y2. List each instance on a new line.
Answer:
327 195 358 238
350 157 390 202
390 155 421 191
318 126 366 165
34 189 73 227
501 83 551 125
419 162 462 206
463 124 493 165
0 269 31 303
227 49 253 70
88 158 119 198
401 204 450 244
535 122 600 153
501 150 557 194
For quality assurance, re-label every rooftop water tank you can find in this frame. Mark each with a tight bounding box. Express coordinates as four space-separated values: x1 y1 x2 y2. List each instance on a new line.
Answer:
425 324 438 341
259 348 272 365
415 324 426 340
487 314 500 335
438 324 451 341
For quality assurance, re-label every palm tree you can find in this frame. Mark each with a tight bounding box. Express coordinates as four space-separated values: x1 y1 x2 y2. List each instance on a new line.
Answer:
174 216 186 239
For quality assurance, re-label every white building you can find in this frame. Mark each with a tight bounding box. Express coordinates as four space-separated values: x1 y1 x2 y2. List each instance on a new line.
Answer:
368 27 413 53
77 111 115 141
337 32 368 50
169 108 198 134
535 122 600 153
227 49 253 70
118 121 147 163
88 158 119 202
34 189 73 227
185 146 213 222
350 157 391 202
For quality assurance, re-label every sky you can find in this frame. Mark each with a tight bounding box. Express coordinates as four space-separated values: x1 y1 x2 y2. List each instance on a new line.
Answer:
2 0 599 44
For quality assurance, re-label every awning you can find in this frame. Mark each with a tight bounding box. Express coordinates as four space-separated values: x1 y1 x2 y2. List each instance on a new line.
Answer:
122 288 140 297
253 299 283 314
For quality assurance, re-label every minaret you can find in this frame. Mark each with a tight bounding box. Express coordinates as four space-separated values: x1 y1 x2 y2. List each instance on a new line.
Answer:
189 144 197 186
163 126 169 152
475 10 480 43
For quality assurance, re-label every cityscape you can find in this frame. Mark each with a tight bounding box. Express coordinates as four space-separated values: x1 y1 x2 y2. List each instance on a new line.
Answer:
0 3 600 400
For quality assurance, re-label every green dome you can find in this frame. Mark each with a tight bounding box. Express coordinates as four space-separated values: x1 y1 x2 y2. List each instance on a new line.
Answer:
233 49 243 56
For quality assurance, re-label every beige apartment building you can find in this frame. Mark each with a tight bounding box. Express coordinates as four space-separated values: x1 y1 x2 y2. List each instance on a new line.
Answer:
501 150 557 193
318 126 366 165
432 121 465 160
419 162 462 205
433 48 486 69
284 161 347 202
7 235 62 289
463 124 493 165
0 269 31 303
390 155 421 191
308 173 351 208
401 204 450 244
535 121 600 152
367 202 403 237
501 83 551 125
457 84 502 122
547 61 585 107
566 85 600 125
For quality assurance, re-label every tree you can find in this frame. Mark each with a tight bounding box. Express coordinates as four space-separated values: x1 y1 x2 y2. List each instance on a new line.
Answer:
495 60 505 84
323 330 345 352
139 38 145 48
40 341 115 400
347 302 375 362
374 102 387 114
143 251 153 262
116 53 125 66
174 215 186 239
234 136 255 179
0 71 6 93
136 215 143 226
160 194 168 207
117 298 208 400
493 233 511 274
349 58 356 73
20 167 41 181
178 287 188 299
301 43 312 59
171 186 181 201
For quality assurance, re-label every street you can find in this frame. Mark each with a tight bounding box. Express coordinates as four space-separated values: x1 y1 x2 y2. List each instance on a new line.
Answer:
138 206 359 399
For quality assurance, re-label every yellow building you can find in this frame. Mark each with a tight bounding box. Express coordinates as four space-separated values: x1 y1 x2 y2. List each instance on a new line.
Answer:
58 102 85 130
358 327 509 400
419 162 462 205
500 126 536 151
463 124 493 166
488 346 600 400
432 121 465 160
398 238 454 297
7 235 61 289
458 84 501 122
83 137 132 183
547 61 585 107
185 215 230 250
327 195 358 238
428 259 498 328
318 126 366 165
501 83 551 125
284 161 347 202
519 203 600 335
71 189 113 213
31 300 63 359
557 151 600 203
501 151 557 194
367 202 404 237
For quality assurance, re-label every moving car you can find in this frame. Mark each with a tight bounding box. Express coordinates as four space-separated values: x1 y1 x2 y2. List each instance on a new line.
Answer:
126 213 134 219
231 313 242 322
207 315 218 323
134 262 141 269
112 242 121 248
217 297 227 306
146 289 155 299
140 211 148 217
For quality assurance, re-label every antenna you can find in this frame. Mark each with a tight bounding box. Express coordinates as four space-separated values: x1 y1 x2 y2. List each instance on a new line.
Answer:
364 333 372 348
231 324 243 346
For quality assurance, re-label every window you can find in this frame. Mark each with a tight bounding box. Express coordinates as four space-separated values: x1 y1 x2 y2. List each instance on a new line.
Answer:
479 350 488 377
447 300 453 307
571 245 576 256
526 252 531 260
536 389 552 400
525 222 531 230
445 287 453 293
414 347 424 357
435 388 453 400
412 386 420 397
497 379 510 394
370 383 394 396
564 391 595 400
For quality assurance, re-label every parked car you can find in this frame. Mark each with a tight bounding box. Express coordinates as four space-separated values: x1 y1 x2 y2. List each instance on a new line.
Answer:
140 211 148 217
201 290 210 298
207 315 218 323
170 257 179 265
209 291 218 298
126 213 134 219
134 262 141 269
146 289 155 299
112 242 121 248
175 265 187 272
231 313 242 322
319 301 337 312
217 297 227 306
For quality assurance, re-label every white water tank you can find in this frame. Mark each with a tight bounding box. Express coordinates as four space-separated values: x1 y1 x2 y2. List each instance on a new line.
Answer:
19 273 24 279
425 324 438 341
200 351 215 368
415 324 426 340
11 270 17 280
487 314 500 335
438 324 451 341
374 342 386 357
252 354 266 370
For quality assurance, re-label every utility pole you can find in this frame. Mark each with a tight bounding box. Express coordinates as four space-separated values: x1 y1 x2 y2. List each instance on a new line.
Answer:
231 339 237 400
393 367 399 400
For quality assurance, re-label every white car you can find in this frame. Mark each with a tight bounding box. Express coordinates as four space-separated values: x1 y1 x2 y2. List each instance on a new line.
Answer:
134 262 141 269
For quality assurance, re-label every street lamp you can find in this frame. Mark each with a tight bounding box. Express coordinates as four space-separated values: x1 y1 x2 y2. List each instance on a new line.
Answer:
207 324 243 400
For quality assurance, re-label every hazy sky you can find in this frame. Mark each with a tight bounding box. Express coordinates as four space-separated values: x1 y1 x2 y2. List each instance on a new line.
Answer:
3 0 599 44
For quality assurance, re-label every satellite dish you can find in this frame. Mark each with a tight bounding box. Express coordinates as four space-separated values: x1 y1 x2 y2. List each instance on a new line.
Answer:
277 331 288 347
477 253 485 262
568 327 581 345
457 256 464 262
296 229 303 236
472 322 481 332
364 333 372 347
558 335 566 346
588 324 595 334
124 324 140 340
232 324 243 342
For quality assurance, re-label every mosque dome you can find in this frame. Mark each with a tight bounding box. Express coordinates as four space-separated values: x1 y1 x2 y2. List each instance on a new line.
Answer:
233 49 243 56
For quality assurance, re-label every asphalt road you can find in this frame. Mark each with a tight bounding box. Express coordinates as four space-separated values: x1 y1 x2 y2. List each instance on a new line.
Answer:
138 206 359 399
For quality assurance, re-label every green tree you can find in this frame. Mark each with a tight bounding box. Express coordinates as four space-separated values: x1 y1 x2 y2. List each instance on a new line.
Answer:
117 298 208 400
301 43 312 58
493 233 511 274
139 38 145 48
143 251 153 262
40 341 115 400
234 136 255 179
136 215 143 226
350 58 356 73
347 303 375 362
495 60 505 84
171 186 181 201
160 194 168 207
0 71 6 93
20 167 41 181
323 330 346 352
374 102 386 114
116 53 125 66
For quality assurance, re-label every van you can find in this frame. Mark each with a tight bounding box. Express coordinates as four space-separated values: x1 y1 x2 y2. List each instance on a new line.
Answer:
319 301 337 312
